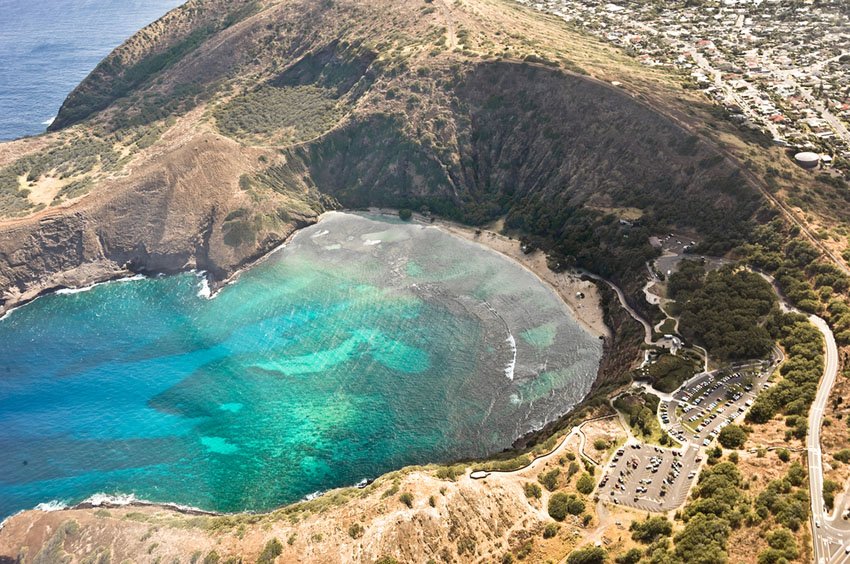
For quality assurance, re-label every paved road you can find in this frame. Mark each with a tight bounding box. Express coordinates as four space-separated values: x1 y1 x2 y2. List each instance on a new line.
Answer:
807 314 847 562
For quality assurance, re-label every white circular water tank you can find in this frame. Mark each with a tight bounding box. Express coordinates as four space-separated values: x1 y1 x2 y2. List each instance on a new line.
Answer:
794 151 820 169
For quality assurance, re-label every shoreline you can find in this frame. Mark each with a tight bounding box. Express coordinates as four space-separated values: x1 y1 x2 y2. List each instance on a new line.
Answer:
416 213 610 339
1 211 609 340
0 208 620 524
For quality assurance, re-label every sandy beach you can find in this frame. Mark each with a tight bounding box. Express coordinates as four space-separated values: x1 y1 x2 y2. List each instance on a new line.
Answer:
394 212 612 340
360 209 610 339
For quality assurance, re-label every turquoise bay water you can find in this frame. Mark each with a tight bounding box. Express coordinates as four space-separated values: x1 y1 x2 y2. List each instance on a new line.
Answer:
0 213 602 518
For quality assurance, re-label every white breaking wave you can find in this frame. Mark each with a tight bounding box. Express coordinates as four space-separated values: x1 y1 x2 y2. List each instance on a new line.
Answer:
309 229 330 239
303 490 324 502
41 116 55 126
83 493 139 507
0 274 149 321
195 271 212 299
77 493 216 515
34 500 68 512
363 239 382 246
0 305 21 322
55 274 146 296
505 333 517 381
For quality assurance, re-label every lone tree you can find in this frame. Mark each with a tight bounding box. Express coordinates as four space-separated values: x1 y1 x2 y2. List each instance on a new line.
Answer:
398 208 413 221
718 424 748 449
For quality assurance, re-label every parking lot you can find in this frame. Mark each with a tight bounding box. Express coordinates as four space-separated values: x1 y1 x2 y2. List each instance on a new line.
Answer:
597 360 778 513
596 442 701 512
660 362 774 447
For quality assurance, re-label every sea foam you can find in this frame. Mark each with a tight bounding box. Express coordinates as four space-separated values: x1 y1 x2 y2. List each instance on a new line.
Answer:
505 333 517 381
55 274 146 296
196 274 212 299
34 500 68 511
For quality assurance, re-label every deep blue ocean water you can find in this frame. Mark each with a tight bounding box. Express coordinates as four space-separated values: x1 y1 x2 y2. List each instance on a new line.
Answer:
0 213 602 518
0 0 184 141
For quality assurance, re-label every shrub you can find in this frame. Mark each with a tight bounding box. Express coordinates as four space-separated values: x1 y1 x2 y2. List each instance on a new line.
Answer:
673 513 730 563
348 523 364 539
566 546 606 564
630 516 672 543
256 538 282 564
538 468 561 492
834 449 850 463
777 448 791 462
543 522 559 539
457 536 476 556
593 438 609 450
515 540 533 559
615 549 642 564
524 482 542 499
576 473 595 495
399 492 414 508
766 527 798 560
548 493 585 521
398 208 413 220
382 483 399 498
824 480 840 511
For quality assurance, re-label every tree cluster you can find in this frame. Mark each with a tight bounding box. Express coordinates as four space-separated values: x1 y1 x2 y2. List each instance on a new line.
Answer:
669 263 777 360
747 312 823 428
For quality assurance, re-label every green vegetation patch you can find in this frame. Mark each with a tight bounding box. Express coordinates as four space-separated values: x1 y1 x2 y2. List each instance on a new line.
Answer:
630 516 672 544
256 538 282 564
52 178 94 205
270 39 376 97
566 546 606 564
632 460 808 563
747 311 823 427
635 353 698 393
669 261 777 361
547 492 584 521
0 135 120 217
215 85 343 144
717 424 749 449
613 391 674 446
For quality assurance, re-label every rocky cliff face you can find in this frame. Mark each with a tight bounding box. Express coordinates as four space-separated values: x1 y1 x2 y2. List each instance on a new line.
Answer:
0 125 323 312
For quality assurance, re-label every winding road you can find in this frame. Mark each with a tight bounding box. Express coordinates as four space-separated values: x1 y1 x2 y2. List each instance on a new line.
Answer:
807 315 848 563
